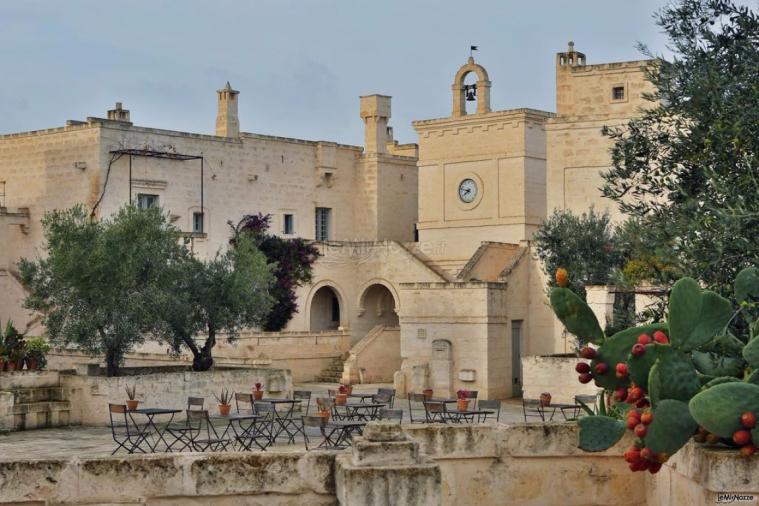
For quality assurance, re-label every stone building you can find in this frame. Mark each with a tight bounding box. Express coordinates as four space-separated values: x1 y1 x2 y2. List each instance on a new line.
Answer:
0 43 651 399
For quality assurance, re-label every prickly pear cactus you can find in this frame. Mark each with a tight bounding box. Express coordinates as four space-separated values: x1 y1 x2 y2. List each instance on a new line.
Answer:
551 267 759 473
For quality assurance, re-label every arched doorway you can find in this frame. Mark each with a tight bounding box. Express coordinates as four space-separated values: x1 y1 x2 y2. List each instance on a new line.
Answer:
310 285 341 331
358 283 399 332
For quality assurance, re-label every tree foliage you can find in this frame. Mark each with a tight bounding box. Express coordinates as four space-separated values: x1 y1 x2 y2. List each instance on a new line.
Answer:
158 234 275 371
230 214 319 331
601 0 759 295
533 208 625 297
18 205 184 376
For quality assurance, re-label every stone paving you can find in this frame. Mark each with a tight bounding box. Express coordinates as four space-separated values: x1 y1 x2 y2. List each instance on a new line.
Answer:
0 382 530 461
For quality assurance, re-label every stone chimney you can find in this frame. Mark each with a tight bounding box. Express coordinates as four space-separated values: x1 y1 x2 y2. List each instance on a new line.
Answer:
107 102 130 122
216 82 240 138
360 95 391 155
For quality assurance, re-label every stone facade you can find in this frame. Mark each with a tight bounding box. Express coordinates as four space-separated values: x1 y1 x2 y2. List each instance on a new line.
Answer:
0 43 653 399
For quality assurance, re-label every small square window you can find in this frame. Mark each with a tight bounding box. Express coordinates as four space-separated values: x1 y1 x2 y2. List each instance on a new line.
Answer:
612 86 625 101
137 193 158 209
192 212 204 233
283 214 294 235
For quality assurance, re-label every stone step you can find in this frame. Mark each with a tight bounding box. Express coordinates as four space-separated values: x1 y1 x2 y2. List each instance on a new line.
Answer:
10 400 71 431
11 387 67 404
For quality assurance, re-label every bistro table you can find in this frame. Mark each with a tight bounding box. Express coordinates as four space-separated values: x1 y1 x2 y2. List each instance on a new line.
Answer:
258 398 302 443
324 420 366 448
129 408 182 452
445 409 495 424
339 402 386 422
347 393 376 403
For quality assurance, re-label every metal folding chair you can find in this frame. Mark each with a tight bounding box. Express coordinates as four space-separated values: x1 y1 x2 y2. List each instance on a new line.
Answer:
293 390 312 415
165 397 206 452
423 400 448 423
108 403 151 454
185 410 232 452
522 398 554 422
375 388 396 408
407 393 427 423
477 399 501 423
378 408 403 423
235 392 255 414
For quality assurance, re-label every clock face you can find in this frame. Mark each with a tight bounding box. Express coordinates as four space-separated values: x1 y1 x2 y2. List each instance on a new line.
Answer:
458 178 478 203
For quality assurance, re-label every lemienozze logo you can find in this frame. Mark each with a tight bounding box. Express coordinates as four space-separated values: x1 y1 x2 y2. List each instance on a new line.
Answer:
716 493 755 504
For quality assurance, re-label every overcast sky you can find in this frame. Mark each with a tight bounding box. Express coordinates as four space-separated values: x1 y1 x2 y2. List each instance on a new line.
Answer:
0 1 694 145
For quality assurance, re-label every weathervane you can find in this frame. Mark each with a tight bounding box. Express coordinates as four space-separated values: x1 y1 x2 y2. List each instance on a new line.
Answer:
470 45 478 58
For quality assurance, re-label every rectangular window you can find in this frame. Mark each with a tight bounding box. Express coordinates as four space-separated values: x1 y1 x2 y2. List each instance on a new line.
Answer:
612 86 625 101
137 193 159 209
315 207 331 241
283 214 294 235
193 212 204 233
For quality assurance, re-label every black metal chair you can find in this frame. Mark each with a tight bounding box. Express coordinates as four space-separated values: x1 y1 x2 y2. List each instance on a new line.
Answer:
108 403 151 454
522 398 554 422
477 400 501 423
463 390 479 410
423 399 448 423
235 392 255 414
293 390 312 416
378 408 403 423
375 388 396 408
253 401 277 447
407 393 427 423
165 397 206 452
185 410 232 452
561 394 599 420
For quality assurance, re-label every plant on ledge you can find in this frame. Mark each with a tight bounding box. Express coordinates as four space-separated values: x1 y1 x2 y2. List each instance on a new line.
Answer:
24 337 51 370
551 266 759 473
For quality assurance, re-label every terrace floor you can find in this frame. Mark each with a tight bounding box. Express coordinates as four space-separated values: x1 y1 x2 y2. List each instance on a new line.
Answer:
0 383 531 461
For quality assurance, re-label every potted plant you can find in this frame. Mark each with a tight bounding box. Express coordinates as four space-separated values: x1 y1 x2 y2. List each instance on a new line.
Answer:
125 384 140 411
253 380 264 400
423 388 434 400
336 384 348 405
8 345 25 372
456 389 470 411
215 388 232 416
24 337 51 371
540 392 552 407
2 321 25 371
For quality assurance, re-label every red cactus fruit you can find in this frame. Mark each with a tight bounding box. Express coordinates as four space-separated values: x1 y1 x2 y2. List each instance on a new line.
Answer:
640 411 654 425
741 412 757 429
740 444 756 458
648 462 663 474
626 417 639 430
579 347 597 359
578 373 593 384
639 447 653 461
623 447 641 463
634 424 648 438
631 343 646 357
653 330 669 344
613 387 627 402
594 362 609 375
655 453 669 463
575 362 590 374
733 429 752 446
637 334 652 345
628 387 644 403
636 398 650 409
615 363 628 378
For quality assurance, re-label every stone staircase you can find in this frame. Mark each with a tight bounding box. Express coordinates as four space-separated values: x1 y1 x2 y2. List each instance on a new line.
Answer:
0 372 72 431
315 355 348 383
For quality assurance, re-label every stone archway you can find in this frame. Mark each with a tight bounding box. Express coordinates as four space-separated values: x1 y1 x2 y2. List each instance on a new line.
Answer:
356 283 399 335
309 285 342 331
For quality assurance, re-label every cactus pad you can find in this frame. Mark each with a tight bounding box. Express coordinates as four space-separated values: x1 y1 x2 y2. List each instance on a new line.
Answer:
742 337 759 369
692 351 744 377
689 382 759 438
592 323 667 390
746 369 759 385
578 415 626 452
702 376 742 389
628 343 670 392
550 287 604 345
644 399 698 455
735 267 759 306
648 350 700 406
668 277 733 352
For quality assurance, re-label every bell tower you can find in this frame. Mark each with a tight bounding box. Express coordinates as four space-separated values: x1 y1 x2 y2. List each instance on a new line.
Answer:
451 56 491 117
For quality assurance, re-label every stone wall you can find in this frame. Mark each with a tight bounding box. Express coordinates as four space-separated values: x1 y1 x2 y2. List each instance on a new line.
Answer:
341 326 401 384
61 367 292 426
521 354 599 404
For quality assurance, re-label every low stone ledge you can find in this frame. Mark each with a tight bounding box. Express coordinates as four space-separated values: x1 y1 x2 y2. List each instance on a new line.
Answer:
0 452 336 504
403 423 496 459
501 422 636 458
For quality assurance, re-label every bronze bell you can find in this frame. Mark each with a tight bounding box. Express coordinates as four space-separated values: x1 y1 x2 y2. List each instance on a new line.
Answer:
464 84 477 101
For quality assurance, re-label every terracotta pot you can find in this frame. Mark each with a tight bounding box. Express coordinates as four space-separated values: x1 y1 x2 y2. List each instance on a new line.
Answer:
254 390 264 400
540 392 552 407
423 389 433 400
345 385 353 395
317 410 331 421
457 399 470 411
335 393 347 406
126 399 139 411
218 404 231 416
25 358 38 371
